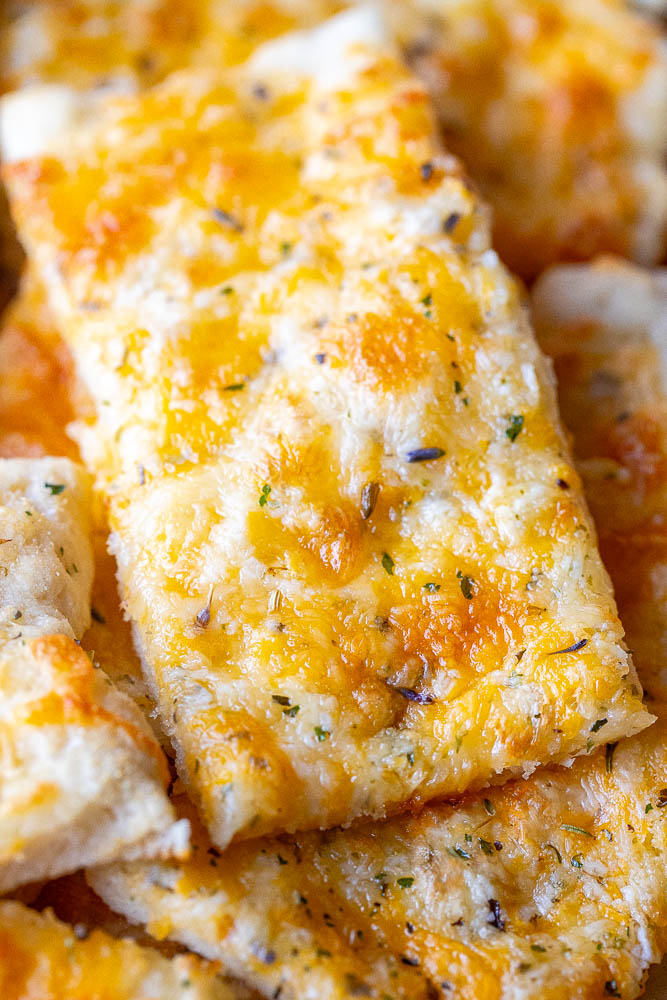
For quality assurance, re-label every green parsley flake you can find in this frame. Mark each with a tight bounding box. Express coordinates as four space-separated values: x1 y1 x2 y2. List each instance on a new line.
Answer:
283 705 299 718
382 552 395 575
314 725 330 742
44 483 66 495
560 823 595 838
397 877 414 889
259 483 271 507
447 846 471 860
506 414 524 442
606 742 618 773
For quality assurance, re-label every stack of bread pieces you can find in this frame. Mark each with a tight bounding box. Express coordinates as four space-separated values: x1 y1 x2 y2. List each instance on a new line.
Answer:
0 2 665 997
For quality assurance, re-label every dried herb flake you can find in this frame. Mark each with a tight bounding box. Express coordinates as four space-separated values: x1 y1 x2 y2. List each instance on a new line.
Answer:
488 898 505 931
606 742 618 773
360 482 380 520
560 823 595 838
392 686 435 705
505 415 524 442
406 447 445 463
457 571 474 600
549 638 588 655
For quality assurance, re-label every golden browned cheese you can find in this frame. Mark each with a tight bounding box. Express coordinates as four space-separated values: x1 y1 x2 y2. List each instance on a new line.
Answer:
395 0 667 279
89 259 667 1000
0 899 242 1000
2 11 650 847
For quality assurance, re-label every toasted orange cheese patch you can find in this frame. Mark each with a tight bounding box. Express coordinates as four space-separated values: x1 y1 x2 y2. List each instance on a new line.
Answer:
0 900 242 1000
2 11 650 847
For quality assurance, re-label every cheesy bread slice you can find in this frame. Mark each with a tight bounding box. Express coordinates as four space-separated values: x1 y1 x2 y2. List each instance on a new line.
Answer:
2 10 650 846
89 260 667 999
0 0 343 94
88 720 667 1000
392 0 667 279
0 456 188 892
0 899 243 1000
2 1 666 283
532 258 667 710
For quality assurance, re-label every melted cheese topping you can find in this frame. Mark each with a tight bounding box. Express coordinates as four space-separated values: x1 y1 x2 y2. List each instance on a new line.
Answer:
0 457 188 892
394 0 667 278
3 12 650 846
0 900 239 1000
89 258 667 1000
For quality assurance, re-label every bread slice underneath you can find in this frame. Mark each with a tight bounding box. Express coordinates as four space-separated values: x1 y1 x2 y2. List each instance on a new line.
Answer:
0 899 245 1000
0 457 188 893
